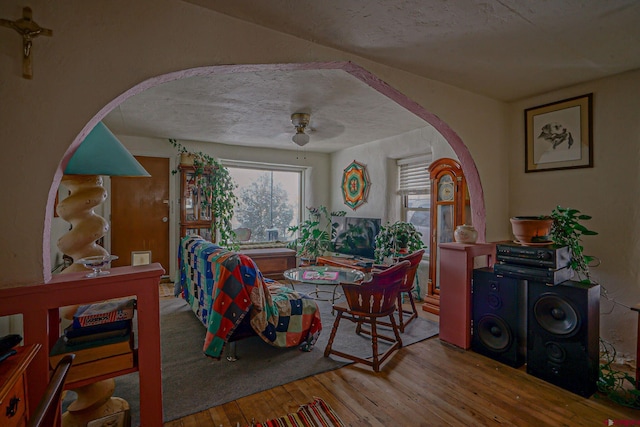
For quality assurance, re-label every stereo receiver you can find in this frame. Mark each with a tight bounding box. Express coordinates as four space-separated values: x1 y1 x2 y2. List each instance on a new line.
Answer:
494 263 573 284
496 242 570 269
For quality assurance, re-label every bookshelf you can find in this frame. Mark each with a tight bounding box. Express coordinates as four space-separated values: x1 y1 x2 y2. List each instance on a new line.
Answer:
0 264 164 426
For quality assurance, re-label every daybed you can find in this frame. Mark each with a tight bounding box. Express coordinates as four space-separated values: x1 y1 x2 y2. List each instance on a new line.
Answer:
175 235 322 359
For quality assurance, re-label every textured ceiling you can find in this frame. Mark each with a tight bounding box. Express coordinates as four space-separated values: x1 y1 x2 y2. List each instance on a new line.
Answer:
105 1 640 152
186 0 640 101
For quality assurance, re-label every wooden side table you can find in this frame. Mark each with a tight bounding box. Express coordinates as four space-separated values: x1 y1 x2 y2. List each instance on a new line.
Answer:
438 242 496 349
241 248 297 279
0 344 40 427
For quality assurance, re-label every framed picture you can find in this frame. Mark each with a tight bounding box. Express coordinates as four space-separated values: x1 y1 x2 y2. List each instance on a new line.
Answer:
131 250 152 266
524 93 593 173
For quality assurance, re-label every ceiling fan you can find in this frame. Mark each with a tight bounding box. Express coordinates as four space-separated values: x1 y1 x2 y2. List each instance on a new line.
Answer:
291 112 311 146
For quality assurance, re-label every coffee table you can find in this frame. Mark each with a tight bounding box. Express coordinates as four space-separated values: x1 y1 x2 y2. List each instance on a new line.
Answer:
283 266 365 307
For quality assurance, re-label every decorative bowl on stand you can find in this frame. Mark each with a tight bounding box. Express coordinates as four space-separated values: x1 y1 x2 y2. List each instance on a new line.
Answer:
75 255 119 278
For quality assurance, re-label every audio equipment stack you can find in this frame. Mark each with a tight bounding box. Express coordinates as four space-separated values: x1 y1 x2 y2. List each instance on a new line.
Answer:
471 241 600 397
494 242 572 284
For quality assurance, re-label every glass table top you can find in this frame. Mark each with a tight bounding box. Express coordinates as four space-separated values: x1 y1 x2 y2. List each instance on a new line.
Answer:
283 266 365 285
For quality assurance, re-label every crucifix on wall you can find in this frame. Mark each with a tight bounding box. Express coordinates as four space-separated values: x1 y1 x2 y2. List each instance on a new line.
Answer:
0 7 52 79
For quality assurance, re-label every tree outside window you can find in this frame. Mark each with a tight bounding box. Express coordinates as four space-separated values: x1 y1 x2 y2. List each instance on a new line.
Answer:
228 166 300 243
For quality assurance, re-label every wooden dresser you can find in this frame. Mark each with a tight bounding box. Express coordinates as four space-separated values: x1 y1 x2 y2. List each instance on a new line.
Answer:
0 344 40 427
241 248 297 280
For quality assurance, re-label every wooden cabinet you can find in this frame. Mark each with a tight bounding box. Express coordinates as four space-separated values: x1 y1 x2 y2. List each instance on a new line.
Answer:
179 165 213 240
0 344 40 427
423 158 470 315
242 248 297 280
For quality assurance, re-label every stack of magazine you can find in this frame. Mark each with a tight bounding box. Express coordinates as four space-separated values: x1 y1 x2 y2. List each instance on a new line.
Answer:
50 298 136 383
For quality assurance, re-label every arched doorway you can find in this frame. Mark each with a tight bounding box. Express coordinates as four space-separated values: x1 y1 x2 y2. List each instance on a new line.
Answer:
44 61 486 282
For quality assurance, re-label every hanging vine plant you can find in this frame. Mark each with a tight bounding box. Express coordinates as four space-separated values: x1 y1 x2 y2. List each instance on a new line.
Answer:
169 139 239 249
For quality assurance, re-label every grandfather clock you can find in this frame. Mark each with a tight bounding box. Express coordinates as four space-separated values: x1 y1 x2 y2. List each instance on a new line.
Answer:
422 158 470 315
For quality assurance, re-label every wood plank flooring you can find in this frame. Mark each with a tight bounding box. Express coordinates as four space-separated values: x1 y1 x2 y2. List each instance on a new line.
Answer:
162 303 640 427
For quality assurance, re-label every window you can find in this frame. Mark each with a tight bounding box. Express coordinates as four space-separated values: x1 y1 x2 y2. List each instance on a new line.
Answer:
226 163 302 244
398 154 432 251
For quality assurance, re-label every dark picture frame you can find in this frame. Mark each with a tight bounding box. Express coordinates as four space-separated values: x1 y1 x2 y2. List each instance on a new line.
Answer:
524 93 593 173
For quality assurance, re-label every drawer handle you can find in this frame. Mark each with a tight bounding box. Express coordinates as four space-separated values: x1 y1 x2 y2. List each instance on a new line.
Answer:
6 396 20 417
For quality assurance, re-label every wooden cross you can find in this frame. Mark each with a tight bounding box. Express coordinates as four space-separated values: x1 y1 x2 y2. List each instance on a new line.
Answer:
0 7 52 79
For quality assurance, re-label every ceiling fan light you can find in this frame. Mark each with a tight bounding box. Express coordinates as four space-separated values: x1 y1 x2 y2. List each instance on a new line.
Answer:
292 131 310 146
291 112 311 146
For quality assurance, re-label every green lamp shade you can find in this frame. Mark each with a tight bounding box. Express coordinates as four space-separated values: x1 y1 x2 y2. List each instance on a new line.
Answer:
64 122 150 176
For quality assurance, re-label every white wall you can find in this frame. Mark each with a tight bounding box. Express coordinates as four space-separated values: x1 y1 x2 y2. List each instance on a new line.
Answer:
509 69 640 360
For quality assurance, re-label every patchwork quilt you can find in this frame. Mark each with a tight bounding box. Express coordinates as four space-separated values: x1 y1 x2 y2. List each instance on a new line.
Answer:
176 235 322 359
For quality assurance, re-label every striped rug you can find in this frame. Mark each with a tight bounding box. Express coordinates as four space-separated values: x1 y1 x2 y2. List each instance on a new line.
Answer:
249 398 346 427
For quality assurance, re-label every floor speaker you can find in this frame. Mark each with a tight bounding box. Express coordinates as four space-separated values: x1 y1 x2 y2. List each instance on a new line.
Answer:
472 268 526 368
527 280 600 397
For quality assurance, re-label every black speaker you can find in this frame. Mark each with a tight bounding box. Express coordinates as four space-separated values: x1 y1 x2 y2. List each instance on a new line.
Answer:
472 268 526 368
527 280 600 397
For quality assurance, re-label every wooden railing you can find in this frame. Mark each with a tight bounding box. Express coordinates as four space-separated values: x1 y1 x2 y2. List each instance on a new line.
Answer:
0 263 164 426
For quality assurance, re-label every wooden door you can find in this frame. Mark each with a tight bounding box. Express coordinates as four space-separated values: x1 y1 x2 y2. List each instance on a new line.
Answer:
110 156 170 273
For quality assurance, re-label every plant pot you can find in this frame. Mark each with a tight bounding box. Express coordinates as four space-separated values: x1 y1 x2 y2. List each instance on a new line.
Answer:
510 216 553 244
454 224 478 243
180 153 195 166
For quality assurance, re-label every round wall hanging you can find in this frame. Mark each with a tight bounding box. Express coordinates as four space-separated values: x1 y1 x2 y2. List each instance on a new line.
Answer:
341 160 371 210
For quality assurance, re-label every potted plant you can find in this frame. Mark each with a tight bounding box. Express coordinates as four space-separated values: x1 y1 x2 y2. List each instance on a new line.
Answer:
374 221 426 264
169 139 239 249
547 207 639 407
549 205 598 283
287 206 346 263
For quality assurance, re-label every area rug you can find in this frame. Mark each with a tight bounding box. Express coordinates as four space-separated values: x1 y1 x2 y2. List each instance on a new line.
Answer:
247 397 346 427
105 283 438 425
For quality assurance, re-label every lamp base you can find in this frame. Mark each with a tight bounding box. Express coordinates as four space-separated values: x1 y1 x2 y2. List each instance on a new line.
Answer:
62 379 130 427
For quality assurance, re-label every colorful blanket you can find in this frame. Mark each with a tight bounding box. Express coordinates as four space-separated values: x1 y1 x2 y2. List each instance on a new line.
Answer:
177 235 322 358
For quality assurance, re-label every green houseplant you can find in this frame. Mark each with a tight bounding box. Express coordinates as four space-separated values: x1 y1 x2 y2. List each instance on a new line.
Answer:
549 205 598 283
169 139 239 249
374 221 425 264
287 206 346 263
549 206 640 408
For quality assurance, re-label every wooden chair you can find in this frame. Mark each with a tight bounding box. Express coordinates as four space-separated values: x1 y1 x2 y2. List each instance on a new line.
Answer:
372 249 425 332
323 260 411 372
27 354 75 427
393 249 425 332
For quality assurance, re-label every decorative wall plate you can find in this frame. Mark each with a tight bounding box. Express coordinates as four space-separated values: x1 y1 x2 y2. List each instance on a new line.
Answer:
341 160 371 210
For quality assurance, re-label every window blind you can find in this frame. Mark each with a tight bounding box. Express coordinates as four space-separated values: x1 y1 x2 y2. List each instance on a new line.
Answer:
397 154 432 195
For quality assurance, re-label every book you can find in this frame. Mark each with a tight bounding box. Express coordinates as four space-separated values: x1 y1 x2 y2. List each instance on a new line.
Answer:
64 319 131 339
66 352 134 384
302 270 339 281
49 331 133 367
73 298 136 328
64 323 131 346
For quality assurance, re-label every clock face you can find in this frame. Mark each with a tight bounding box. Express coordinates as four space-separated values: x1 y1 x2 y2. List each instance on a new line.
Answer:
438 182 454 201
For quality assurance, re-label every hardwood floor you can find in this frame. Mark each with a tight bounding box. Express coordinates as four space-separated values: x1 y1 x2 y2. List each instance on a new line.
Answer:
162 303 640 427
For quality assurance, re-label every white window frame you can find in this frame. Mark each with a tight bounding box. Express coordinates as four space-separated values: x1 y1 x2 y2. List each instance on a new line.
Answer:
222 159 306 245
397 154 432 253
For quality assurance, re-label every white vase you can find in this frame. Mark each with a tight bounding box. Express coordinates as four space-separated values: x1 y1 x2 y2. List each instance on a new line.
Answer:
454 224 478 244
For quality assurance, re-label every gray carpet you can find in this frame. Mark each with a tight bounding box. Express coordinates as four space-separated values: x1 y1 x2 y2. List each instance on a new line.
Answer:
91 284 438 424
